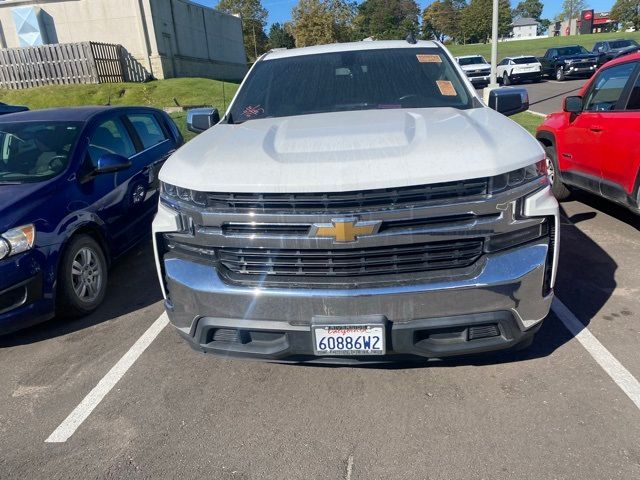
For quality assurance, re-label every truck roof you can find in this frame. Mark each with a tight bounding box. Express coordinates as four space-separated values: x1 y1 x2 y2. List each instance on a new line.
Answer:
262 40 441 61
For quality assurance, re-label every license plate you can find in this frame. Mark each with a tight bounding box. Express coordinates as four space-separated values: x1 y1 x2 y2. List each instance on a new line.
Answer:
313 325 385 355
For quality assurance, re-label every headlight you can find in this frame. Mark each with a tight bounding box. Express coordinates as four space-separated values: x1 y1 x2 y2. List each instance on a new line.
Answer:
0 224 35 260
161 182 207 206
490 160 548 194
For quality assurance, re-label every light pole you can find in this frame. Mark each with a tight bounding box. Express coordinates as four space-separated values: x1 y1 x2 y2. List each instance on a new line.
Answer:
489 0 499 88
484 0 500 102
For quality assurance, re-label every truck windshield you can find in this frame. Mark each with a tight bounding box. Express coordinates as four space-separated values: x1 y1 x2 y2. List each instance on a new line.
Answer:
557 46 589 56
0 121 82 183
229 48 472 123
458 56 486 66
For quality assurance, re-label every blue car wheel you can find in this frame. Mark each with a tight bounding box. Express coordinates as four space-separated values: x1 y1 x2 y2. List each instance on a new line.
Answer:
57 235 108 317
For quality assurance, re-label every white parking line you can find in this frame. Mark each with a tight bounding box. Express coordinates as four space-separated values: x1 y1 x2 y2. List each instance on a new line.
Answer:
45 312 169 443
528 110 547 118
552 298 640 411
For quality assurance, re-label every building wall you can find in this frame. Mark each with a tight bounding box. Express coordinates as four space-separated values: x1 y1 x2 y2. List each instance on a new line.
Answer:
148 0 247 81
0 0 247 81
0 0 152 72
512 24 537 39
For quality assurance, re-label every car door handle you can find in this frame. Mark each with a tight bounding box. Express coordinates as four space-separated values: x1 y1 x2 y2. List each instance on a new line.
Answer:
590 125 603 133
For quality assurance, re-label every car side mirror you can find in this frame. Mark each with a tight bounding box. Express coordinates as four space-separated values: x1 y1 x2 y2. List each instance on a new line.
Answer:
488 87 529 116
95 153 131 174
187 108 220 134
563 96 583 113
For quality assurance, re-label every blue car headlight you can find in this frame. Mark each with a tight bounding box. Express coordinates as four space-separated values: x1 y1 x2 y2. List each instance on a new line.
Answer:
0 224 36 260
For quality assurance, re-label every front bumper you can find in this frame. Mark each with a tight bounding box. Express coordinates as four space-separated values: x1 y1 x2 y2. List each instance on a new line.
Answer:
0 249 55 335
563 64 597 76
468 75 490 85
160 240 552 361
510 71 542 82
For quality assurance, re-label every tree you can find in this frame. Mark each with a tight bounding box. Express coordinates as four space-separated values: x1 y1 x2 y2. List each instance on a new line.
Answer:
268 22 295 48
461 0 512 42
217 0 269 61
422 0 466 41
291 0 357 47
355 0 420 40
557 0 588 22
512 0 544 20
610 0 640 30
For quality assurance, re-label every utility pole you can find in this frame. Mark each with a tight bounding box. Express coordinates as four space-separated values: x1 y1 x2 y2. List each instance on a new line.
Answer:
489 0 499 88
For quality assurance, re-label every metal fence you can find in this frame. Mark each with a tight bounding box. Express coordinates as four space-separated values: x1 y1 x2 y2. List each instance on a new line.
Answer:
0 42 146 89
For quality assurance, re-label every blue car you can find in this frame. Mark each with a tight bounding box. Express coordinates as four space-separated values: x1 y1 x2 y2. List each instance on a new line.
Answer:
0 106 183 334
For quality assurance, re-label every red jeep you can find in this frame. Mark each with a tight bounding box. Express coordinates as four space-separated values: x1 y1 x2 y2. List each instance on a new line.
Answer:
537 52 640 212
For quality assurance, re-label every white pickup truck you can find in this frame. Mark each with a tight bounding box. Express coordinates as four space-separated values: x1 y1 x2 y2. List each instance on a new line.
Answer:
153 40 559 362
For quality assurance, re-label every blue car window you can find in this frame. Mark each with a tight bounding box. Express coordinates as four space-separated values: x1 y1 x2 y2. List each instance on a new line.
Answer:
88 119 135 162
0 121 82 183
127 114 167 150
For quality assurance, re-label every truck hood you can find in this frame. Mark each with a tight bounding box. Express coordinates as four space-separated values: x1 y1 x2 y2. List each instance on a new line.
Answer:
161 107 544 193
460 63 491 72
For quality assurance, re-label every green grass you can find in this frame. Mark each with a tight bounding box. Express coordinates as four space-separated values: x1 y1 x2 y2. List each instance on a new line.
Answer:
0 77 238 111
512 111 544 135
448 31 640 61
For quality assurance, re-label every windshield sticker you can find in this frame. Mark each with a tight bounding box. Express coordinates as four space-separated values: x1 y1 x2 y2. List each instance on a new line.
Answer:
416 54 441 63
436 80 457 96
242 105 265 118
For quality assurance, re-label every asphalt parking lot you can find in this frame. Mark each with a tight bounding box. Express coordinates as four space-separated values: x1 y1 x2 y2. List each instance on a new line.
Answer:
2 79 640 480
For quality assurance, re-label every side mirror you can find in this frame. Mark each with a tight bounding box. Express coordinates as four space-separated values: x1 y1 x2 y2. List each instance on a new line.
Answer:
563 96 583 113
187 108 220 134
95 153 131 174
488 87 529 116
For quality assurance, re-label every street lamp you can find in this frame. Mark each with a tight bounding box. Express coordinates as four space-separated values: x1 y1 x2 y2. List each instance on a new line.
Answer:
484 0 500 101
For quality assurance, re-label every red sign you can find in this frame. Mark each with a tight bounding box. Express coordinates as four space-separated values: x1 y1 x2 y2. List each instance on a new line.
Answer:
584 11 593 20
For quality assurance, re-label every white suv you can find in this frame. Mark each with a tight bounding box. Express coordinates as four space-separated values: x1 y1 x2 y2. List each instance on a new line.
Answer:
497 56 543 85
153 40 559 362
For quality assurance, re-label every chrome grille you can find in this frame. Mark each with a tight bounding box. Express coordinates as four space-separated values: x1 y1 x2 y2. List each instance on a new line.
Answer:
205 179 489 213
217 239 483 277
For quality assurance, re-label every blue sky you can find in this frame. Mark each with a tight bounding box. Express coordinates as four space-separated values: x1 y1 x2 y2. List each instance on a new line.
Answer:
193 0 616 28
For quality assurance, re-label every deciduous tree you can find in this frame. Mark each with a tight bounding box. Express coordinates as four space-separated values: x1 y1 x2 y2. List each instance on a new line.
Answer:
461 0 512 42
610 0 640 30
291 0 357 47
355 0 420 40
268 22 296 48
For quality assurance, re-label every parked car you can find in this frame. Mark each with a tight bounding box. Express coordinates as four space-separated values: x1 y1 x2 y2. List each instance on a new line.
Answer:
592 39 640 66
0 106 182 334
497 56 542 85
154 40 559 362
537 53 640 212
0 102 28 115
455 55 491 87
538 45 599 81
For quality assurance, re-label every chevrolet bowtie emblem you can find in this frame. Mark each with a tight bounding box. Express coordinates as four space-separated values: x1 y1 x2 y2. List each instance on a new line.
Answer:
310 218 381 243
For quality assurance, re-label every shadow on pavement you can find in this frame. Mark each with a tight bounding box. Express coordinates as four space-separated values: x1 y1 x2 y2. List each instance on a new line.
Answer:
0 239 163 348
568 190 640 230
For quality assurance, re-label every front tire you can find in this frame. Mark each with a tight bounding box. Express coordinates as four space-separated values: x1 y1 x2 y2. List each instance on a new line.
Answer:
556 66 566 81
57 235 108 317
543 144 571 200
